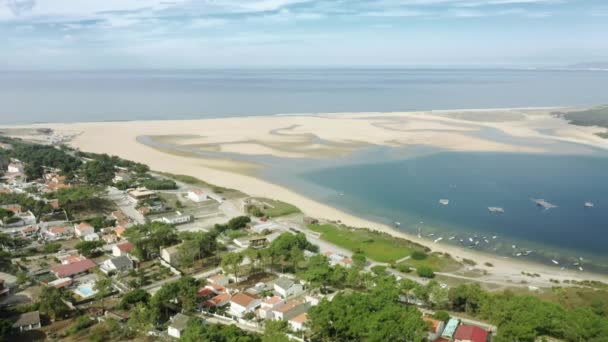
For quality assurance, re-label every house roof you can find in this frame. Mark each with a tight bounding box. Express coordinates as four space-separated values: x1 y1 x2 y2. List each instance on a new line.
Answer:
264 296 283 305
206 283 227 293
442 318 460 338
77 222 93 231
274 277 295 290
275 300 302 313
51 258 96 277
48 277 72 288
289 312 308 324
60 255 86 265
116 242 134 252
48 226 68 234
423 317 444 333
170 313 190 331
198 288 214 298
12 311 40 328
231 292 259 307
189 189 205 195
113 226 126 236
205 293 231 307
109 255 132 269
454 325 488 342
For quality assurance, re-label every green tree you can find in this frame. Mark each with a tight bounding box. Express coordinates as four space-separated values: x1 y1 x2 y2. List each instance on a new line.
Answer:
39 286 71 321
221 252 244 283
84 156 116 185
416 266 435 279
119 289 150 309
127 302 154 332
75 240 103 257
94 275 113 311
124 222 178 260
263 320 290 342
303 255 332 293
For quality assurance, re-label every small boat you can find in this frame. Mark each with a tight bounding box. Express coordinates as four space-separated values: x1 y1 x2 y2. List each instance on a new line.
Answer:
584 202 594 208
459 239 464 242
532 198 557 210
516 253 522 257
339 193 344 196
468 238 473 242
439 199 450 205
484 239 489 243
552 259 559 265
449 236 455 240
488 206 505 213
434 237 443 243
492 236 497 239
394 222 401 226
512 244 516 249
429 233 435 237
579 266 584 271
474 241 479 245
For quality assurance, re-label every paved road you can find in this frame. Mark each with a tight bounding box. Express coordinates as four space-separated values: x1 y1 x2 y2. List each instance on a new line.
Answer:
106 187 145 224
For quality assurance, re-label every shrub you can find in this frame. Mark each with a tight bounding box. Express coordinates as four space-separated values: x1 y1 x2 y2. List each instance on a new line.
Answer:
416 266 435 278
411 251 428 260
433 310 450 322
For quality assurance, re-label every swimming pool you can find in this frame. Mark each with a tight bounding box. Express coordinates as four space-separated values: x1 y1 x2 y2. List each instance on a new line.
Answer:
74 283 97 298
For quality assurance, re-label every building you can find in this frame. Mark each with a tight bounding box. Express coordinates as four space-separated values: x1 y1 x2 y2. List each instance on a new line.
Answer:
75 222 95 238
273 277 303 298
205 283 228 295
48 277 72 289
111 211 130 227
207 274 229 287
233 236 267 249
229 292 261 318
127 188 157 203
187 189 208 202
153 212 192 225
102 234 118 244
168 313 190 339
51 258 97 278
83 232 100 241
7 162 24 174
454 324 489 342
58 254 86 265
0 272 17 296
112 241 135 257
12 311 41 331
257 296 286 320
288 312 308 332
271 300 310 321
441 318 460 340
161 244 181 265
204 293 231 308
250 221 281 234
424 317 446 341
113 225 127 238
325 252 353 268
100 255 134 274
45 225 73 240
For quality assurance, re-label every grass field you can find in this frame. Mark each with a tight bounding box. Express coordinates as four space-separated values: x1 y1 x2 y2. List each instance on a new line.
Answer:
308 223 423 263
401 252 462 272
253 198 301 217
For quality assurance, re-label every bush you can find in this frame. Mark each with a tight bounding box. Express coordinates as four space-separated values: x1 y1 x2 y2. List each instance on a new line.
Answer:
433 310 450 322
395 263 411 273
43 243 62 253
416 266 435 278
67 315 94 335
141 179 177 190
411 251 428 260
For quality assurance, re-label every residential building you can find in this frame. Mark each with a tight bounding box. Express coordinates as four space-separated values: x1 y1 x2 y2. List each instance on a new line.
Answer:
161 244 181 265
424 317 446 341
153 212 192 225
75 222 95 238
7 162 24 174
271 300 310 321
273 277 303 298
51 258 97 278
168 313 190 339
84 232 100 241
100 255 134 274
454 324 489 342
288 312 308 332
113 225 127 238
207 274 229 287
45 225 73 240
187 189 208 202
257 296 286 320
111 211 130 227
229 292 261 318
233 236 267 249
127 188 156 203
204 293 231 308
58 254 86 265
325 252 353 268
112 241 135 257
0 272 17 296
441 318 460 340
48 277 72 289
12 311 41 331
102 234 118 244
205 283 228 295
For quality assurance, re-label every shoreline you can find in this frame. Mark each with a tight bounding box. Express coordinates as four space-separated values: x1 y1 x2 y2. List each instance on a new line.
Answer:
4 108 608 286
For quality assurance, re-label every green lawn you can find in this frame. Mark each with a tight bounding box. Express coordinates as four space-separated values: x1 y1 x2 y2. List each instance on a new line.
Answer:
401 252 462 272
253 198 301 217
308 223 419 263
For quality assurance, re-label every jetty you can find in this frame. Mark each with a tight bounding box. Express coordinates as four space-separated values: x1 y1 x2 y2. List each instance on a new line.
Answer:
488 206 504 213
439 199 449 205
532 198 557 210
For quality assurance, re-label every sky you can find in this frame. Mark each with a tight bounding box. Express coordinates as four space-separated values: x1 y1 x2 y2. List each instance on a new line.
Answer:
0 0 607 69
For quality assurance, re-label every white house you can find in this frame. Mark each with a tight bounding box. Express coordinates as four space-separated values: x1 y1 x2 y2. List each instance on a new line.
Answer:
152 212 192 225
44 226 73 240
12 311 41 332
187 189 208 202
75 222 95 238
168 313 190 339
100 255 134 274
207 274 229 287
112 242 135 257
229 292 261 318
257 296 286 320
83 232 100 241
271 300 310 321
161 244 181 265
273 277 303 298
288 312 308 332
7 162 24 174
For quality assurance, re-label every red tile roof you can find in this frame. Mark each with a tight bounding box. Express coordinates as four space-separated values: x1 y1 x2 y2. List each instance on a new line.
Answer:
423 317 443 333
205 293 231 307
116 242 134 252
454 325 488 342
231 292 259 307
51 259 97 278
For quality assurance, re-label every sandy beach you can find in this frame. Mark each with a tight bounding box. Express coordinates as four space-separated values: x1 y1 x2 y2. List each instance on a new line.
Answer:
7 108 608 287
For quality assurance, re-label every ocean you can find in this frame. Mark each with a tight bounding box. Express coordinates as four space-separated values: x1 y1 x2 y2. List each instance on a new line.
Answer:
1 68 608 124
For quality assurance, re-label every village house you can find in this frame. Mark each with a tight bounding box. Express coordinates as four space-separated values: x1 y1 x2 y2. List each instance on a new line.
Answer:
3 224 38 239
441 318 461 340
12 311 41 332
47 277 72 289
207 274 229 287
229 292 261 318
454 324 489 342
424 317 446 341
204 292 232 308
273 277 303 298
288 312 308 332
100 255 134 274
102 234 118 244
271 300 310 321
45 225 73 240
205 283 228 295
187 189 208 202
112 241 135 257
152 212 192 225
75 222 95 238
168 313 190 339
325 251 353 268
0 273 17 296
84 232 100 241
113 225 127 238
111 211 130 227
7 162 24 174
127 188 156 203
160 244 181 265
257 296 286 320
59 254 87 265
233 236 267 249
51 258 97 278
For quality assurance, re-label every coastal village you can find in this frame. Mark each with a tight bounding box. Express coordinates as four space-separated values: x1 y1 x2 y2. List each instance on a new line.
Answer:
0 132 606 342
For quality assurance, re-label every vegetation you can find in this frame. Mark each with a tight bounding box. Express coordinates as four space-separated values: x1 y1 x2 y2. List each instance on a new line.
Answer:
248 198 301 217
182 317 260 342
215 215 251 232
555 106 608 138
124 222 178 260
39 287 71 321
119 289 150 309
140 178 178 190
176 230 219 267
416 266 435 279
75 240 104 257
43 242 62 253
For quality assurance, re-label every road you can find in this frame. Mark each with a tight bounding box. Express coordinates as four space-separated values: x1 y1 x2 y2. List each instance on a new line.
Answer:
106 187 145 224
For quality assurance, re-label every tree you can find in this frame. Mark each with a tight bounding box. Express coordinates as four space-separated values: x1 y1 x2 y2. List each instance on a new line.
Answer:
75 240 103 258
84 156 116 185
303 255 332 293
352 251 366 269
39 287 71 321
433 310 450 322
0 319 13 342
124 222 178 260
181 317 261 342
94 275 113 311
263 320 290 342
416 266 435 279
119 289 150 309
221 252 244 283
127 302 154 332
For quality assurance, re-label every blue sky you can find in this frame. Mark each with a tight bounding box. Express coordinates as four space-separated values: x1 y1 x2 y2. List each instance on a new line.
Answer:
0 0 607 69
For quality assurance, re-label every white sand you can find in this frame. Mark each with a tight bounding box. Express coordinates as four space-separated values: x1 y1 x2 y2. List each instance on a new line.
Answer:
10 109 608 286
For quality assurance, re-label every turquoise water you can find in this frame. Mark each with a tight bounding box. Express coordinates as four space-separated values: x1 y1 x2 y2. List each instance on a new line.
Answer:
76 284 95 297
291 152 608 272
2 68 608 124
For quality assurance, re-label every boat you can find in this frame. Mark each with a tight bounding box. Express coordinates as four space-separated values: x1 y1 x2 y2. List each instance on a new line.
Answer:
434 237 443 243
584 202 594 208
488 206 504 213
579 267 584 271
532 198 557 210
448 236 455 240
439 199 450 205
516 253 522 257
468 238 473 242
552 259 559 265
484 239 489 243
512 244 516 249
394 222 401 226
